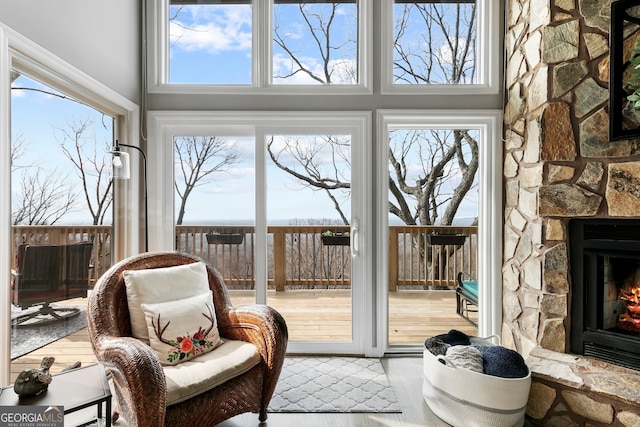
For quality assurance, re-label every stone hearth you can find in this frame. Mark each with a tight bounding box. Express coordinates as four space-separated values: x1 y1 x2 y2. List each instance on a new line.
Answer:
527 348 640 425
504 0 640 424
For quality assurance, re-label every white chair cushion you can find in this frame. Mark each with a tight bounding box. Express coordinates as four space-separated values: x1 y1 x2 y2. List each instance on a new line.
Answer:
123 261 210 342
164 339 261 406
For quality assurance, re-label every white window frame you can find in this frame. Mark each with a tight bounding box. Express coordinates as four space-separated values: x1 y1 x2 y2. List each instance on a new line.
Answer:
0 26 11 388
376 109 503 354
147 0 372 95
0 22 139 386
380 0 501 95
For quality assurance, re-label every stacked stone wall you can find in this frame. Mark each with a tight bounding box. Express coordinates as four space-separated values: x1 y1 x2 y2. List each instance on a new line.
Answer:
504 0 640 423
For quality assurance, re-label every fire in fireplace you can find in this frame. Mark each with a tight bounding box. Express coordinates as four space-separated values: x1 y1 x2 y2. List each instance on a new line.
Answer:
569 219 640 371
619 283 640 334
599 255 640 336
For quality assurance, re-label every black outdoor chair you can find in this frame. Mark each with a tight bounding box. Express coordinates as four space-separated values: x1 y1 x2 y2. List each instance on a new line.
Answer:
11 242 93 327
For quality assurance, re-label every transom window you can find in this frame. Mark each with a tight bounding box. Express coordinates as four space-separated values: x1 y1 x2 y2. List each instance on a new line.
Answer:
168 1 253 84
159 0 366 91
152 0 498 94
392 0 477 85
272 1 358 85
382 0 498 94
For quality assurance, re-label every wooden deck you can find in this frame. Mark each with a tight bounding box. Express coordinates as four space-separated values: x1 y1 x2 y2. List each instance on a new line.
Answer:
10 289 477 384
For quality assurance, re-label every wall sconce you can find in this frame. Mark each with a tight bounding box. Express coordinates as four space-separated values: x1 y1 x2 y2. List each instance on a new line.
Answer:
110 140 148 251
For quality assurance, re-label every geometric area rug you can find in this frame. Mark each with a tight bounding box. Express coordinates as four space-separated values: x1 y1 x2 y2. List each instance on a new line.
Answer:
268 357 402 413
11 306 87 360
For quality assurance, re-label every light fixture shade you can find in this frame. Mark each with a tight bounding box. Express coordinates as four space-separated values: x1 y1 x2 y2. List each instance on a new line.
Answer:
112 150 130 179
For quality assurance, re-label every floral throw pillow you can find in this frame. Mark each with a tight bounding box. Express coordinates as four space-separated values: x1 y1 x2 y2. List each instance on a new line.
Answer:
141 291 223 365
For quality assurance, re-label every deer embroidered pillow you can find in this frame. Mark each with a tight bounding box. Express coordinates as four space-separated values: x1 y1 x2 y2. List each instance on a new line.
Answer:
123 261 210 343
141 291 223 365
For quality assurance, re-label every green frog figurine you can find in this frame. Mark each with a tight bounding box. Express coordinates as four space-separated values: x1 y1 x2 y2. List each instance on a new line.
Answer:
14 356 54 397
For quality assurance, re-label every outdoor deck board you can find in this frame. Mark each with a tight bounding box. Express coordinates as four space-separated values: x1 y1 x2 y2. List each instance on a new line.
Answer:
10 289 477 383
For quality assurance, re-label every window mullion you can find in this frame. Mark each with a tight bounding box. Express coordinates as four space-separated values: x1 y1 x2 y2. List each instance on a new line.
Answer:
256 0 271 88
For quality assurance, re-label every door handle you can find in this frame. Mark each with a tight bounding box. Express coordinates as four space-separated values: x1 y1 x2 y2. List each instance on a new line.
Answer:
351 218 359 257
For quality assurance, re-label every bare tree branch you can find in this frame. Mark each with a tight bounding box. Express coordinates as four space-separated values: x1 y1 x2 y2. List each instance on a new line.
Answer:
174 136 240 225
267 135 351 224
394 3 476 85
10 133 28 172
273 3 355 84
55 117 113 225
12 167 77 225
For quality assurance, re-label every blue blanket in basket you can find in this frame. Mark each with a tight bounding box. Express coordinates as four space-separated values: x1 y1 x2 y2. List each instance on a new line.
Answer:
482 346 529 378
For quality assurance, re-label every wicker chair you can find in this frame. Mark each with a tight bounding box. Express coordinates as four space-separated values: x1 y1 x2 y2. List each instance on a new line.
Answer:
87 252 288 427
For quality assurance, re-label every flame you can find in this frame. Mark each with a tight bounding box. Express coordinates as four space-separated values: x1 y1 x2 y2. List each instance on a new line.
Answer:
620 286 640 304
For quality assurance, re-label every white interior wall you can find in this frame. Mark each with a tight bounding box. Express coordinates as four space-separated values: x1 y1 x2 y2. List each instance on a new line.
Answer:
0 0 141 103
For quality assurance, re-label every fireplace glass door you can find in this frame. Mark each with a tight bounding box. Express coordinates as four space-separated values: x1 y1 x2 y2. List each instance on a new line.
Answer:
570 219 640 370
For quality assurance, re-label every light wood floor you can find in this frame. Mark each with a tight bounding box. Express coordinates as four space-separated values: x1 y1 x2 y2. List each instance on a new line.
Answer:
10 290 477 384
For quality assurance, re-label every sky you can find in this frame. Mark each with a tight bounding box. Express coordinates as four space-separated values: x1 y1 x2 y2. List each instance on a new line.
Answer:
10 2 478 227
10 76 114 225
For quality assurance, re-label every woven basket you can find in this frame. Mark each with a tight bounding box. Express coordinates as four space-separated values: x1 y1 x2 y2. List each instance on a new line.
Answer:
422 335 531 427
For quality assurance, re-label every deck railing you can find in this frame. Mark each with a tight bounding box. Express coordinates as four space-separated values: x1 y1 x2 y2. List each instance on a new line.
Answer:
10 224 477 291
176 225 352 290
389 225 478 290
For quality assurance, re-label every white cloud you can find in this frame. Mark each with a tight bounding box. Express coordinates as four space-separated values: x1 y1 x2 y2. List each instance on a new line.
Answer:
170 6 252 54
10 88 26 99
272 54 356 84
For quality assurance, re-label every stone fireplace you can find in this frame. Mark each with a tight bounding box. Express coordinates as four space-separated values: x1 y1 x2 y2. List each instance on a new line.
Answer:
504 0 640 424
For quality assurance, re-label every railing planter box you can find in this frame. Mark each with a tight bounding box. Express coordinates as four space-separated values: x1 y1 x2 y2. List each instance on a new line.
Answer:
321 235 350 246
206 233 244 245
427 234 466 246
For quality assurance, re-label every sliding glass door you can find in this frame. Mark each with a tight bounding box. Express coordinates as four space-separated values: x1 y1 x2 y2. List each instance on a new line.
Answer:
152 111 371 355
260 123 368 354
